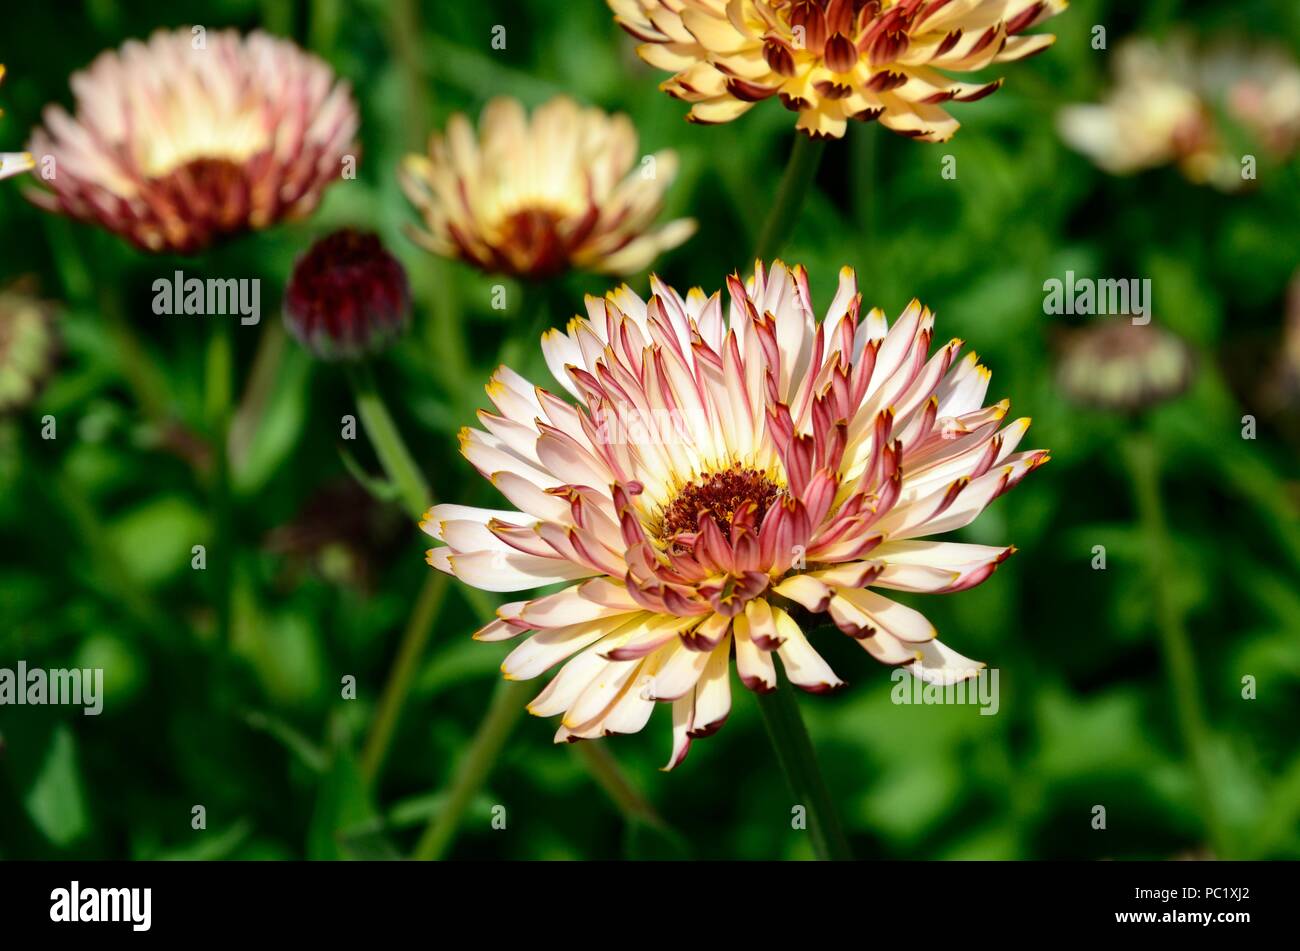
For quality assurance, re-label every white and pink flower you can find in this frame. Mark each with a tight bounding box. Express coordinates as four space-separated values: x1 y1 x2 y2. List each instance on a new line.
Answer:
425 261 1047 767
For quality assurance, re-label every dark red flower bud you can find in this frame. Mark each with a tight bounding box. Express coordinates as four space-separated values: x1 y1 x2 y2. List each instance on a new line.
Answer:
284 229 410 360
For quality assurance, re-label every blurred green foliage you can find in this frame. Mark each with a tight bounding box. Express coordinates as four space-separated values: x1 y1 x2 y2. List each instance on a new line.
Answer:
1 0 1298 860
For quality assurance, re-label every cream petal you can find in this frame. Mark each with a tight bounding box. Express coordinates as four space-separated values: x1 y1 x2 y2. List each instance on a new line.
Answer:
502 613 643 680
528 647 612 718
734 612 777 692
439 549 594 592
648 641 712 701
663 694 695 770
908 638 985 685
564 656 643 727
835 588 937 643
515 582 640 627
773 607 844 693
689 635 733 737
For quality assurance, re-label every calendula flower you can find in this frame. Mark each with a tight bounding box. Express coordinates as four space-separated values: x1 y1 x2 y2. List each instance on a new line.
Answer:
0 65 35 180
0 286 59 414
1059 36 1300 192
399 96 696 279
1056 321 1193 413
607 0 1067 141
424 261 1047 767
27 28 359 253
284 229 410 361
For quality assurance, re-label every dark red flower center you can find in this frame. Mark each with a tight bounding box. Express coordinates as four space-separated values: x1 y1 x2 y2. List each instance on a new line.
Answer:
498 208 570 278
659 466 783 545
146 157 252 248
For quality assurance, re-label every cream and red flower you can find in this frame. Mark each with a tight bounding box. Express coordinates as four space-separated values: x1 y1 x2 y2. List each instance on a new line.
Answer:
1059 36 1300 192
400 96 695 279
424 261 1046 767
0 65 34 180
26 28 359 253
607 0 1067 141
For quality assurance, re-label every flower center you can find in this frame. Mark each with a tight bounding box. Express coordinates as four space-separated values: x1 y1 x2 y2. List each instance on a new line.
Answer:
659 466 783 547
495 207 573 278
149 157 251 233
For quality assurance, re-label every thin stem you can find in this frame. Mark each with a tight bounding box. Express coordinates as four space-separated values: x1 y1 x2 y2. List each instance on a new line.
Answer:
573 741 670 833
308 0 343 54
387 0 433 151
755 674 853 860
206 320 235 651
229 318 288 472
1122 431 1231 858
850 121 877 280
345 361 430 520
498 280 561 378
360 570 451 785
102 286 172 425
342 358 442 792
413 679 531 860
753 135 827 263
426 267 477 423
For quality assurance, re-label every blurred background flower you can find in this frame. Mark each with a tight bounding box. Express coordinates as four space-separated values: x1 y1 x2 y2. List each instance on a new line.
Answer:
25 28 359 253
400 95 695 278
284 229 410 360
0 282 58 413
1058 35 1300 191
1056 320 1194 413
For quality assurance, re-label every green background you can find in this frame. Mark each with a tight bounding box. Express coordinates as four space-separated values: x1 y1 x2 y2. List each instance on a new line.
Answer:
0 0 1297 860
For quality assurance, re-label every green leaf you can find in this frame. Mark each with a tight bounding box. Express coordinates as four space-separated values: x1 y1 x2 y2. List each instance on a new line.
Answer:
23 725 89 848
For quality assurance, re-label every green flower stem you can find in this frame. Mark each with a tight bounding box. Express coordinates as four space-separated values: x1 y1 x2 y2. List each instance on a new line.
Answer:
360 569 451 785
342 359 439 792
572 740 669 833
427 267 479 425
345 361 431 520
387 0 433 150
205 320 235 650
43 218 171 427
850 122 877 278
102 288 173 425
413 678 531 861
1122 431 1231 858
755 673 853 860
753 134 827 263
229 318 288 473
